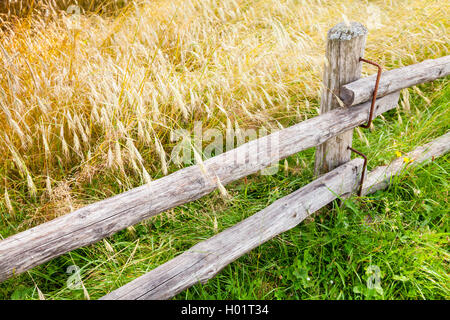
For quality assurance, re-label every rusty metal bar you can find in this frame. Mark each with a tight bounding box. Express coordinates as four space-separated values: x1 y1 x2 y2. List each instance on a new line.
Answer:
359 57 382 128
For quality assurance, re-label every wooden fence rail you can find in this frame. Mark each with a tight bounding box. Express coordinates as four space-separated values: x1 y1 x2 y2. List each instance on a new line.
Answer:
0 22 449 301
102 132 450 300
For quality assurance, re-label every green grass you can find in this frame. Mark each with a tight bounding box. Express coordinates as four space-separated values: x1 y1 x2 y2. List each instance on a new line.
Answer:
0 80 449 300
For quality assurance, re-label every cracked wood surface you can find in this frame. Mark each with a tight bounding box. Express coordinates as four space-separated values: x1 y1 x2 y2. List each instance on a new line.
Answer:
314 22 367 175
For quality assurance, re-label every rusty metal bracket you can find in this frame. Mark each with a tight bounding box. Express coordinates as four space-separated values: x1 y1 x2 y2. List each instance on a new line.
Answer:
348 146 367 197
347 58 380 196
359 57 382 128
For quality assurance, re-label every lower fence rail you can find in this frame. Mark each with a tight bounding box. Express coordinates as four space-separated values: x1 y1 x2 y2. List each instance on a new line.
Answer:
102 159 364 300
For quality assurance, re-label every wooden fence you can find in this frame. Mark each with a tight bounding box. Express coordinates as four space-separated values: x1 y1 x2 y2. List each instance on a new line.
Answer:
0 22 449 300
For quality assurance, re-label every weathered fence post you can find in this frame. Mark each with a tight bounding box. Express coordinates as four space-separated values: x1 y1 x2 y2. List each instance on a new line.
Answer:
314 22 368 176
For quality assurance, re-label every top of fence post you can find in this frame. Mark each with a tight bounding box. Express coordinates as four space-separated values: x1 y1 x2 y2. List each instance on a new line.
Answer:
314 21 368 177
328 22 367 41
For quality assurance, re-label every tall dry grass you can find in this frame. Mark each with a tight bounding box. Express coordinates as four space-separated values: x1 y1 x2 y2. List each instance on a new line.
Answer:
0 0 128 18
0 0 448 223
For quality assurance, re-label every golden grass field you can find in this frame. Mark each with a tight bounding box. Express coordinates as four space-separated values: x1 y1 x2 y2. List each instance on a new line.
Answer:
0 0 448 227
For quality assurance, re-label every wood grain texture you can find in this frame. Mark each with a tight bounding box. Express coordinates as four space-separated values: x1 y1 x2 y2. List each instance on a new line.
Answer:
341 55 450 106
101 159 364 300
314 22 367 176
0 92 399 283
102 132 449 300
